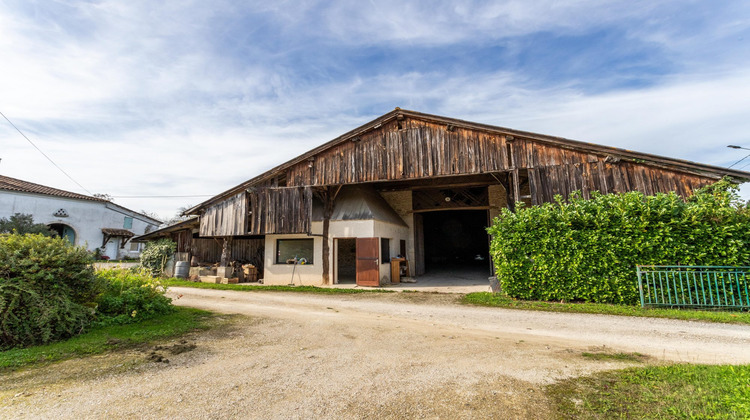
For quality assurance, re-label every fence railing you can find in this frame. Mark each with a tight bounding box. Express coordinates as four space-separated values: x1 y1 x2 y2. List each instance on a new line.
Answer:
637 265 750 310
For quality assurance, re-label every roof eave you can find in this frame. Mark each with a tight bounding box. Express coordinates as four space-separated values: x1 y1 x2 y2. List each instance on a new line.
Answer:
184 108 750 214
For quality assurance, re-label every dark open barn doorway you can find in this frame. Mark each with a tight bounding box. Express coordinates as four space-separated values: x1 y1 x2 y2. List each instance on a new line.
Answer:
421 210 491 277
335 238 357 284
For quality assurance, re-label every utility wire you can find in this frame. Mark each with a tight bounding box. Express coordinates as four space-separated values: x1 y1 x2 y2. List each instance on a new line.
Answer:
1 110 94 195
728 152 750 169
111 195 214 198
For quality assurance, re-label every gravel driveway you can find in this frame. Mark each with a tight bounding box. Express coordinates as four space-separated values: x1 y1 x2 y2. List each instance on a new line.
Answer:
3 288 749 419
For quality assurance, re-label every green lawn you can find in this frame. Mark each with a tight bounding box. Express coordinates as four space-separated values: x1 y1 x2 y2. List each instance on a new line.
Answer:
0 307 214 372
548 363 750 419
164 278 394 294
463 292 750 326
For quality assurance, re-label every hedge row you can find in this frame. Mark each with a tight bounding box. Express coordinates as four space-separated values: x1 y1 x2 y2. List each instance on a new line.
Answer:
488 179 750 305
0 234 172 350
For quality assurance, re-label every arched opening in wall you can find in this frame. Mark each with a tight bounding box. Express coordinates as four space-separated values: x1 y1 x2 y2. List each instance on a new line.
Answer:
420 209 491 280
49 223 76 245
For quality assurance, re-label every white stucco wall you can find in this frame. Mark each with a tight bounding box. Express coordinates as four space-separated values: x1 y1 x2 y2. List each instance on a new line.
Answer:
264 231 324 286
0 191 159 259
263 218 409 286
380 191 415 275
373 220 410 284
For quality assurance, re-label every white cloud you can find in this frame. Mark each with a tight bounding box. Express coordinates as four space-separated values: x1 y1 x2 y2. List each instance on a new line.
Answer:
1 1 749 220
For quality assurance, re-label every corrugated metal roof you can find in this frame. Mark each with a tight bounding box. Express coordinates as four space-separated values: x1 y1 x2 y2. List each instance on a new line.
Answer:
0 175 104 202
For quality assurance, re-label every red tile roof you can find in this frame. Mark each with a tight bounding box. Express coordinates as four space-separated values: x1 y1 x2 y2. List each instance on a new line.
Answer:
0 175 104 202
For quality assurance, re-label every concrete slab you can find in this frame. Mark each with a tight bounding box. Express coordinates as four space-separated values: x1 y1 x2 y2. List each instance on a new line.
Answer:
327 266 493 294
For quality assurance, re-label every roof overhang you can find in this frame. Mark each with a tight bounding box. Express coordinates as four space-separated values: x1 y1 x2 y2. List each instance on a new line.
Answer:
184 108 750 215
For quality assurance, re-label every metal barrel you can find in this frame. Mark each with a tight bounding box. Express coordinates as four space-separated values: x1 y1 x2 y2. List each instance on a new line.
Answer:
175 261 190 278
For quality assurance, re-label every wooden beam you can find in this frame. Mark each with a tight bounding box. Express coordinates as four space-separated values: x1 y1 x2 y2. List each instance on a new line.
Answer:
411 206 491 213
319 187 333 285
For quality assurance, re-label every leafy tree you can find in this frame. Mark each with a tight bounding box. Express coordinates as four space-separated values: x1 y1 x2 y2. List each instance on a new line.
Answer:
0 213 55 236
92 193 113 201
164 204 194 226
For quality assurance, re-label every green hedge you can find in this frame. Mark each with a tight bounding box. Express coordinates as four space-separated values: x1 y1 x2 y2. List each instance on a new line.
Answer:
0 234 102 349
488 179 750 305
1 234 175 350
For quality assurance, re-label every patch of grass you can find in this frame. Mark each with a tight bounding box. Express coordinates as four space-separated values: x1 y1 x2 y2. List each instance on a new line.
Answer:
462 292 750 325
164 279 394 294
581 351 649 363
548 364 750 419
0 307 213 372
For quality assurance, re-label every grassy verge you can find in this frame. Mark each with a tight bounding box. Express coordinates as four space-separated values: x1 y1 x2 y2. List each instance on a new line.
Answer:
548 364 750 419
164 278 394 294
463 292 750 325
0 307 213 372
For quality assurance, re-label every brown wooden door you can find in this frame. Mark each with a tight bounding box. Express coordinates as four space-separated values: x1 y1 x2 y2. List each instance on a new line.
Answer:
356 237 380 287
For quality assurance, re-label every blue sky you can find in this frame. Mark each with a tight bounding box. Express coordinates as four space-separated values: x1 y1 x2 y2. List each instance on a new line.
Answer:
1 0 750 219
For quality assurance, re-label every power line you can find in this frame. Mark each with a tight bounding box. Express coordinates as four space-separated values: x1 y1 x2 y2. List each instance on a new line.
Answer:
728 153 750 169
0 110 93 195
111 195 214 198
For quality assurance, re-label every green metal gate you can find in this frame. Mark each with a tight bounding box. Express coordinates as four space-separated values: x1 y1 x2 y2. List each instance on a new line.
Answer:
637 266 750 310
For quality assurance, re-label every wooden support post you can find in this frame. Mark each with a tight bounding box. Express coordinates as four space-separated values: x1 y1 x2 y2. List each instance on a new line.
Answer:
220 237 229 267
505 172 516 212
512 169 520 211
317 187 334 285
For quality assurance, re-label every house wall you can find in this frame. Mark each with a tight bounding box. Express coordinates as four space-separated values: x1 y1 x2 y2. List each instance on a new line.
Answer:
0 191 158 259
264 231 324 286
263 218 409 286
379 191 415 275
373 220 410 284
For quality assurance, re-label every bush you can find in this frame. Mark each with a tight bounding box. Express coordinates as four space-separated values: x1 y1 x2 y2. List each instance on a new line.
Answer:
0 234 102 349
95 269 173 325
488 178 750 305
139 239 176 277
0 213 55 236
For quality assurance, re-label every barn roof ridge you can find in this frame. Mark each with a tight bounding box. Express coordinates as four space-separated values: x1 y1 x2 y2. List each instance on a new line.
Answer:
185 108 750 214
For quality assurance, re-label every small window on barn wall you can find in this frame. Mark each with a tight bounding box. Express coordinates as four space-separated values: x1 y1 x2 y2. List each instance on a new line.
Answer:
123 217 133 229
380 238 391 263
276 239 314 264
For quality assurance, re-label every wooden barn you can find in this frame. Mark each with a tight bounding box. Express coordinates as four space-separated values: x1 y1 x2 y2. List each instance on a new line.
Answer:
166 109 747 286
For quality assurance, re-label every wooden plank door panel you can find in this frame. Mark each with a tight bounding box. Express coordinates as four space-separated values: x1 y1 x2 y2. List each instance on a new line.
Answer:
356 237 380 287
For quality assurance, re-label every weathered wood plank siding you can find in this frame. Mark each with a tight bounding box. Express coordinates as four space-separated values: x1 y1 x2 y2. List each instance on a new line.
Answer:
199 192 247 237
192 238 264 274
197 115 726 235
285 119 511 186
528 162 712 204
248 187 313 235
171 229 192 253
192 238 264 264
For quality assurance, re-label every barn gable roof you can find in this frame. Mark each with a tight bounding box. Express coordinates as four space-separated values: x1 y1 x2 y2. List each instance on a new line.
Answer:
186 108 750 214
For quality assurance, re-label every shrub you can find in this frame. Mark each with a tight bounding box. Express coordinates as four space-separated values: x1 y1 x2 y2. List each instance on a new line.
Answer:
0 213 55 236
0 234 103 349
139 239 176 277
95 268 173 325
488 178 750 305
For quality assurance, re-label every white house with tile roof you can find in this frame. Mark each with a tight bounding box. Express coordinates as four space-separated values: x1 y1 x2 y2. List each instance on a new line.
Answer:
0 175 161 259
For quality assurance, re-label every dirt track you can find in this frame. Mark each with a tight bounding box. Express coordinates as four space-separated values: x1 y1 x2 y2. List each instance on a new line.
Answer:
2 288 750 419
